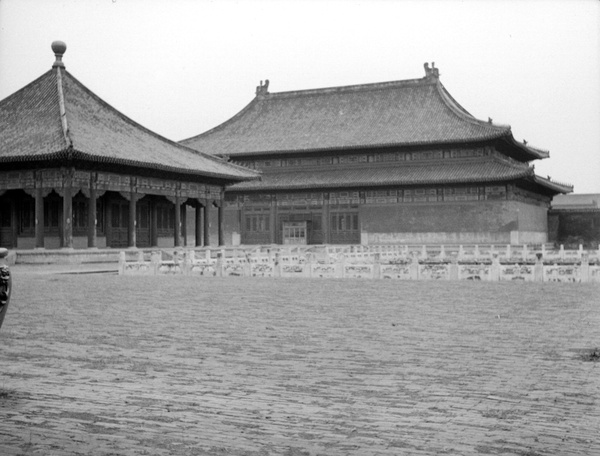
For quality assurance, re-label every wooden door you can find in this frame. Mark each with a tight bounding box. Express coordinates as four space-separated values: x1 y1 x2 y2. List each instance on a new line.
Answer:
0 199 15 248
109 201 129 248
136 201 150 248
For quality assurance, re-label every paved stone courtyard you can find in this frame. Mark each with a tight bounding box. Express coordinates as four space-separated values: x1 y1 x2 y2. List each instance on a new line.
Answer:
0 266 598 455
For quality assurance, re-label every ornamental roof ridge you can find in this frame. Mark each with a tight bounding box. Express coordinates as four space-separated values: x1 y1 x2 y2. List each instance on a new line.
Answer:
261 76 435 100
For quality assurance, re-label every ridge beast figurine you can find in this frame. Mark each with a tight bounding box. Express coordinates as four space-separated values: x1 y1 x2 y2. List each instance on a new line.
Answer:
0 248 11 331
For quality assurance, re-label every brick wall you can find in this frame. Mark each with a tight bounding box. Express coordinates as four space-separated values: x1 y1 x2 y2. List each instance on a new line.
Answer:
361 200 548 244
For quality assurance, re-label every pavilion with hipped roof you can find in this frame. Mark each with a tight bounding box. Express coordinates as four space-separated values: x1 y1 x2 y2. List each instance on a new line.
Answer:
0 41 258 251
182 63 572 246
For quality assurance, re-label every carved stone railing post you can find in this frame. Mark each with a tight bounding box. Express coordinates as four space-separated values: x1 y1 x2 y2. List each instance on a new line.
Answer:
151 250 161 275
373 253 381 279
580 253 590 283
183 250 192 275
490 253 500 282
534 253 544 282
410 255 419 280
274 252 281 278
118 251 126 275
449 257 459 281
215 251 223 277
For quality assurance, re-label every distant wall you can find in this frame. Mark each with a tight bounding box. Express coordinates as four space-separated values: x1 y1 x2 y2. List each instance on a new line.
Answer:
548 210 600 248
361 200 548 245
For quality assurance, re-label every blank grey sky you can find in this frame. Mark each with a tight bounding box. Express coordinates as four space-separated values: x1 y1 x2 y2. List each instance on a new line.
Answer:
1 0 598 192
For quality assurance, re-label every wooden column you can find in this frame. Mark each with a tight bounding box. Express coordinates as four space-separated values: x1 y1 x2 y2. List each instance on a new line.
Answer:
270 197 277 244
181 203 187 247
203 203 210 247
195 202 203 247
174 195 181 247
128 189 136 248
35 187 44 249
105 199 113 246
322 195 330 244
62 186 73 248
150 199 158 247
218 194 224 246
87 184 97 248
60 169 74 249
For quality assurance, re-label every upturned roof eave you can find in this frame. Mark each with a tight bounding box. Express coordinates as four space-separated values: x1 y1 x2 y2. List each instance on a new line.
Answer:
532 175 573 194
0 149 259 183
229 169 533 192
211 132 513 158
507 136 550 160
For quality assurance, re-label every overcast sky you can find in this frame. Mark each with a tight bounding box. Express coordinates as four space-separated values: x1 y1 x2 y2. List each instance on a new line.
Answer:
1 0 598 193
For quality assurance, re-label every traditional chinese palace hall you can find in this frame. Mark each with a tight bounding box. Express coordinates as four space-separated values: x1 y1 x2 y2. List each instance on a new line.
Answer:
182 63 572 246
0 42 257 250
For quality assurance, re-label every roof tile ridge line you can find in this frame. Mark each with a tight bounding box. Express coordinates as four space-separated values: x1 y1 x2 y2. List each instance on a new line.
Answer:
55 67 73 149
267 77 433 99
180 97 260 144
61 71 242 168
435 81 510 133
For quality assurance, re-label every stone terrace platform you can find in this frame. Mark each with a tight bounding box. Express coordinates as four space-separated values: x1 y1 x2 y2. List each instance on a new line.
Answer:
0 268 598 455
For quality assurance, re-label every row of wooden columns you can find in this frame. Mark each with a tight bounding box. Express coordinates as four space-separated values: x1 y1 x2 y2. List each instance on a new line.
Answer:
33 187 225 249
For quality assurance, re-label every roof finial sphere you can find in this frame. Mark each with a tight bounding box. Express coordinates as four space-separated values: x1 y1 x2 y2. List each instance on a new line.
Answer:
51 40 67 56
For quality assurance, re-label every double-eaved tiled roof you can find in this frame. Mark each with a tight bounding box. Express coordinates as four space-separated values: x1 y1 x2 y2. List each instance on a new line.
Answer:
182 69 546 161
0 61 257 183
230 156 535 192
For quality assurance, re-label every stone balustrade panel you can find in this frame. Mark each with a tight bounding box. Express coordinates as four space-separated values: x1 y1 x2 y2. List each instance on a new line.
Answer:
118 245 600 282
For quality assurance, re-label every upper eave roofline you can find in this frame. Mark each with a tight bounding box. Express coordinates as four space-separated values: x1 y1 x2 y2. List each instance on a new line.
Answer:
533 174 573 194
180 72 438 145
181 61 501 145
181 62 550 164
254 61 444 100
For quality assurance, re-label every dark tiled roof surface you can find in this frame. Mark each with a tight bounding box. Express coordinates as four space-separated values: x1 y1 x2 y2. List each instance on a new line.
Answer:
0 69 257 182
182 77 515 156
0 71 66 159
229 158 534 191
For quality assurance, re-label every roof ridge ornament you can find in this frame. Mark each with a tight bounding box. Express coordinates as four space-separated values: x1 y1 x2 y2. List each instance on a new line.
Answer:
423 62 439 80
256 79 270 97
51 40 67 68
